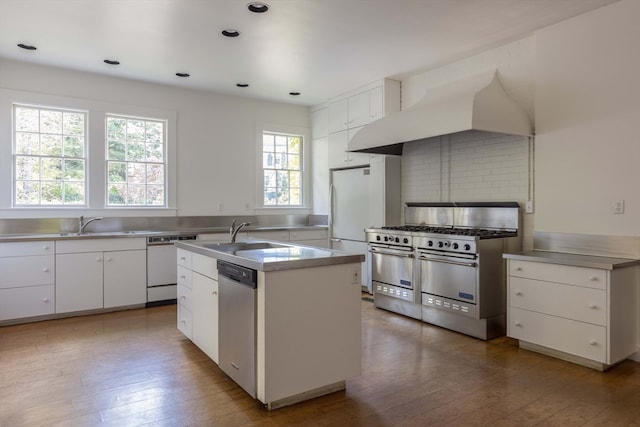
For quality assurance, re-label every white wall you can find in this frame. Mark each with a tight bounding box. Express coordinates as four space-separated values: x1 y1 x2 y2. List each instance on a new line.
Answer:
535 0 640 236
0 59 311 217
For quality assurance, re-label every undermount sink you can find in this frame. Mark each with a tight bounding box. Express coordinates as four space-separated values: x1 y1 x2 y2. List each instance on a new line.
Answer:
203 241 290 254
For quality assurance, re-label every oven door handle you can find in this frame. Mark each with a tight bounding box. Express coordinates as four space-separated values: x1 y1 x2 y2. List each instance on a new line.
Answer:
369 246 414 258
419 255 477 268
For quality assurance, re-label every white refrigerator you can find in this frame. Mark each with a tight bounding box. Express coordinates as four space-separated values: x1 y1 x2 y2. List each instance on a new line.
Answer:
329 156 401 292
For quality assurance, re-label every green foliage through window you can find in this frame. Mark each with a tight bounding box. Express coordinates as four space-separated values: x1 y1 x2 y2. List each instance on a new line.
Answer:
13 105 87 206
106 115 166 206
262 132 302 206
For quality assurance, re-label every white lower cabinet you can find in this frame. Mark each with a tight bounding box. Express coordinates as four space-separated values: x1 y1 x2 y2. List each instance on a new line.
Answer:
56 238 147 314
507 259 639 370
177 250 219 363
0 241 55 322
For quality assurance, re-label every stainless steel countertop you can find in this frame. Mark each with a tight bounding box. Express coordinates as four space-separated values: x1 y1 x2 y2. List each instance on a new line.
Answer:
503 250 640 270
176 240 364 272
0 225 328 243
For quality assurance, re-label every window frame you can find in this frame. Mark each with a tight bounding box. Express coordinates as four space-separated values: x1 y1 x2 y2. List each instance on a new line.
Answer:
12 103 89 207
105 113 168 208
255 122 311 211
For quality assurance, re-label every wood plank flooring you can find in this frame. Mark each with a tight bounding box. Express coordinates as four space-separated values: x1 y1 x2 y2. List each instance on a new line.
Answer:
2 297 640 426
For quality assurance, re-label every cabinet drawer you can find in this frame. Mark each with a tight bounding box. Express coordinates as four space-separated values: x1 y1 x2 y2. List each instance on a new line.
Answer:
0 285 55 321
0 255 55 289
56 237 145 254
509 260 606 290
177 283 193 310
177 303 192 339
289 229 328 241
177 266 192 289
509 277 606 325
192 253 218 280
508 307 606 363
0 241 54 257
177 248 192 268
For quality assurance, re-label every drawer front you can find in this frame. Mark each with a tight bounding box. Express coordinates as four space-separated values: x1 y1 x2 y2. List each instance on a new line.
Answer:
509 260 607 290
0 285 55 321
177 283 193 310
177 248 192 269
289 229 328 241
177 303 193 339
509 277 607 326
0 241 54 257
508 307 607 363
0 255 55 289
177 266 192 289
56 237 146 254
192 253 217 280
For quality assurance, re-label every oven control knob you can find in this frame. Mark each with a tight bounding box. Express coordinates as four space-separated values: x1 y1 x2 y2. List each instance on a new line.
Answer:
395 237 400 243
438 241 444 248
428 241 433 247
403 238 409 244
383 236 388 242
452 243 459 250
464 244 471 251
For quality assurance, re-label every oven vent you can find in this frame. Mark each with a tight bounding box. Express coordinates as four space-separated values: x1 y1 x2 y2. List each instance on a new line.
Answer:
347 70 533 155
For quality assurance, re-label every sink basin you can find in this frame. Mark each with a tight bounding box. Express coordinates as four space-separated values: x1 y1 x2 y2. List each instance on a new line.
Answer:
203 241 290 254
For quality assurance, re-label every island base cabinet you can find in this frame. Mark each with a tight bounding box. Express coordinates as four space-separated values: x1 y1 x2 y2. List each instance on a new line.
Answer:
192 271 219 363
256 263 361 409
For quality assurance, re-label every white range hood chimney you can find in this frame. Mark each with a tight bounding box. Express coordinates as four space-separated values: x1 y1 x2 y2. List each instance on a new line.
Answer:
347 70 533 155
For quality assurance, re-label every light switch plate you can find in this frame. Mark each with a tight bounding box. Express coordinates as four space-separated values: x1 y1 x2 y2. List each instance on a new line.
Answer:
612 200 625 214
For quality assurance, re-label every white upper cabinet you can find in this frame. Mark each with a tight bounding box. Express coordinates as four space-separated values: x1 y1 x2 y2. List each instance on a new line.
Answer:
328 98 349 134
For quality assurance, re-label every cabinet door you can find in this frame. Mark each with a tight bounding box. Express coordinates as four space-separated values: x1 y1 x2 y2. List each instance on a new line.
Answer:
348 91 370 128
56 252 103 313
328 130 349 168
369 85 383 122
328 98 349 133
346 127 370 167
104 250 147 308
192 272 219 363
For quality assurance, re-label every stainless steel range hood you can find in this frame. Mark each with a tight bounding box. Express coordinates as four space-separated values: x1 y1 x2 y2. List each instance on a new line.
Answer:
347 70 533 155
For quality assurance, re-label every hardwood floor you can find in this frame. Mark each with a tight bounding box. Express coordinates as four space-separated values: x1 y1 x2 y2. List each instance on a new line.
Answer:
2 298 640 427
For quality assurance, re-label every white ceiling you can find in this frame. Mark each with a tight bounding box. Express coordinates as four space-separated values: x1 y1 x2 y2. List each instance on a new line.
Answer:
0 0 619 106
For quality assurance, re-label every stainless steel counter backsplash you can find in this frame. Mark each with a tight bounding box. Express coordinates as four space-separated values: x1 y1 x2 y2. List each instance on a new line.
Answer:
534 231 640 259
0 215 328 236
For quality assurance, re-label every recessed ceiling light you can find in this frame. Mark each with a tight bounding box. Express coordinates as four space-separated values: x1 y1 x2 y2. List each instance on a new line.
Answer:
17 43 37 50
221 29 240 38
247 2 269 13
289 92 301 96
237 83 249 88
176 73 190 78
104 59 120 65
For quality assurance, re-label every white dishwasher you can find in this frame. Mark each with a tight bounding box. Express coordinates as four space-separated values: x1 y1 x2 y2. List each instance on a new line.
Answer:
147 234 196 304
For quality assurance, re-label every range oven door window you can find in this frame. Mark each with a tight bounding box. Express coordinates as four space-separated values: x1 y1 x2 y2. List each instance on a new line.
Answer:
419 252 478 304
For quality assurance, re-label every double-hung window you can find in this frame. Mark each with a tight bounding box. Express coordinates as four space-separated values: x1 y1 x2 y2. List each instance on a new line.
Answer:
13 104 87 206
106 115 167 206
262 131 303 206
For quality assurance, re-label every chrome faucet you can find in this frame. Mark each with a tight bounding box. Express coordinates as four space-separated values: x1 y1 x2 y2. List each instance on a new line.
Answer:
79 216 103 234
230 219 251 243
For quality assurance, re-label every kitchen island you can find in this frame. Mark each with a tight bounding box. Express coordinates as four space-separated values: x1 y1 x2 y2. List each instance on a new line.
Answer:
174 240 364 409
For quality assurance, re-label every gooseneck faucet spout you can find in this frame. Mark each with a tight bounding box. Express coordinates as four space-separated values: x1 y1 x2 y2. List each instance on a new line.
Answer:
230 219 251 243
79 216 103 234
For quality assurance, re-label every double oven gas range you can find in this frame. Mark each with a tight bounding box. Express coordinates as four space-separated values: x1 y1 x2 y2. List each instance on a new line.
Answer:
366 202 521 340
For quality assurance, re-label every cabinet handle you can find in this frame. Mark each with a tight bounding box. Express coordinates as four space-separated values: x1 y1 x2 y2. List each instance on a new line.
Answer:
180 257 186 261
588 340 598 346
106 257 112 262
515 266 523 271
181 320 186 324
589 275 598 281
181 295 186 300
43 245 50 250
42 297 49 302
180 275 186 280
589 304 598 310
96 257 102 262
43 267 49 272
212 291 218 296
515 291 523 296
514 322 522 327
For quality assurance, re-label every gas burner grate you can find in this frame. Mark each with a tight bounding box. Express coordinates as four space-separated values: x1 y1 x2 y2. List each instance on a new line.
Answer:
381 225 516 239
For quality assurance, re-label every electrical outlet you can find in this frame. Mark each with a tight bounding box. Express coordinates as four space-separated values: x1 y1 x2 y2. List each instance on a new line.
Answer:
525 200 534 214
612 200 625 214
351 266 360 284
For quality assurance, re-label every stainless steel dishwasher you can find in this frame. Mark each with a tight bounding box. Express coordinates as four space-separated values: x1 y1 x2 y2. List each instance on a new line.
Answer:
217 259 258 398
